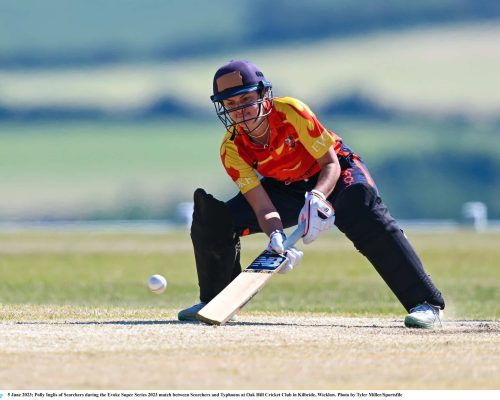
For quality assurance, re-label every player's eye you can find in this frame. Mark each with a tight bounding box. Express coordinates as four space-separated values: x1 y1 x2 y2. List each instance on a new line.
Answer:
243 96 254 104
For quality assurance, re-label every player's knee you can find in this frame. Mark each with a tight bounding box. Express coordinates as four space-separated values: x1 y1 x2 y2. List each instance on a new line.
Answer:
191 188 235 248
334 183 397 239
334 183 378 224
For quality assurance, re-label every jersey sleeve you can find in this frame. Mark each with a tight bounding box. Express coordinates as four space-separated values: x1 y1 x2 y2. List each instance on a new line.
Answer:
220 133 261 194
277 97 335 159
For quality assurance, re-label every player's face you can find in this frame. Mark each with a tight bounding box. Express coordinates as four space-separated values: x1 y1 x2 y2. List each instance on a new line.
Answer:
223 91 262 129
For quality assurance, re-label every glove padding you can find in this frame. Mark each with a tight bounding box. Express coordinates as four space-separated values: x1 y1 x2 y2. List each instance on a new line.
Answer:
299 189 335 245
267 229 286 253
278 247 304 274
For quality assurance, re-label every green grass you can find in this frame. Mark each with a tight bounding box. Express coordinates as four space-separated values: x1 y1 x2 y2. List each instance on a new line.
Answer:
0 120 231 218
0 120 223 182
0 0 243 54
327 117 500 164
2 23 499 116
0 229 498 320
1 117 498 220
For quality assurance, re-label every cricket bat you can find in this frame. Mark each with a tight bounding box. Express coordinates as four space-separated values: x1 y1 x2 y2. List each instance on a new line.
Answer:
196 223 305 325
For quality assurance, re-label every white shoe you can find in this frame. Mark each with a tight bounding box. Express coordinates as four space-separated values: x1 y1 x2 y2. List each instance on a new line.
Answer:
404 302 443 329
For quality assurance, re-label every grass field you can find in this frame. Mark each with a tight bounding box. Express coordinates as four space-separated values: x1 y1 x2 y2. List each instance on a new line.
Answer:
1 117 498 220
1 228 498 318
0 228 499 389
0 120 228 219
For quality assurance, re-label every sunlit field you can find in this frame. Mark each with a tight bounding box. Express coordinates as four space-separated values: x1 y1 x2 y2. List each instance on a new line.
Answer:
1 226 498 390
2 4 499 391
2 23 499 116
1 117 498 220
0 228 498 320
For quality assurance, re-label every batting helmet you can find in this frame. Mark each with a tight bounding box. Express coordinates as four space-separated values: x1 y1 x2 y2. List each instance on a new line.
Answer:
210 60 273 132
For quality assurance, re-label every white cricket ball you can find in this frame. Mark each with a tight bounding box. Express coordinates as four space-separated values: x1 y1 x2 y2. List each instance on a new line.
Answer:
148 274 167 294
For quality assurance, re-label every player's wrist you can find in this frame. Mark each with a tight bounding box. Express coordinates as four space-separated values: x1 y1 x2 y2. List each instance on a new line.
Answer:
310 189 326 200
269 229 285 239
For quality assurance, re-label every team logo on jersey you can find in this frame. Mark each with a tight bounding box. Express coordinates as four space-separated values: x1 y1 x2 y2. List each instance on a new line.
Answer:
284 135 296 148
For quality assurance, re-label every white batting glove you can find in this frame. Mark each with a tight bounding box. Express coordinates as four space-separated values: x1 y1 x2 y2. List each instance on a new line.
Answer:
267 229 286 254
299 189 335 245
278 247 304 274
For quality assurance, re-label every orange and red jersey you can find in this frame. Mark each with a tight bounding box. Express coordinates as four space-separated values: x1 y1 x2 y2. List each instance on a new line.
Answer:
220 97 343 194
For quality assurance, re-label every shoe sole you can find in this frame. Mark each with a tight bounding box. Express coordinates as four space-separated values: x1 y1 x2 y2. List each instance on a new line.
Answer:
178 315 200 322
404 316 435 329
178 314 238 323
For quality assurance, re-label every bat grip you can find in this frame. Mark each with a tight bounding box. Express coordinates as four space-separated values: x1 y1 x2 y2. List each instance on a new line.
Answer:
283 222 305 250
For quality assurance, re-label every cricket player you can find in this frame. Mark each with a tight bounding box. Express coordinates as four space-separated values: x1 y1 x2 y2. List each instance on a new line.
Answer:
179 60 445 328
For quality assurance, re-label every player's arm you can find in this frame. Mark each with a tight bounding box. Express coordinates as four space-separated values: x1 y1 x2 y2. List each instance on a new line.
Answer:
281 101 338 243
299 146 338 245
243 184 283 237
299 131 341 244
313 146 341 197
244 184 303 271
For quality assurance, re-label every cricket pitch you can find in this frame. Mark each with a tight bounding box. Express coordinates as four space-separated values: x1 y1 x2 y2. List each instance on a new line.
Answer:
0 308 498 389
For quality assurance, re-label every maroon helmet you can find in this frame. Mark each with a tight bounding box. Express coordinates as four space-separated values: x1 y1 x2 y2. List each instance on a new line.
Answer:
211 60 273 132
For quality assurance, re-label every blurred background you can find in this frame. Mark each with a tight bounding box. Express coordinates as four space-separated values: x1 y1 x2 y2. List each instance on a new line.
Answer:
1 0 499 229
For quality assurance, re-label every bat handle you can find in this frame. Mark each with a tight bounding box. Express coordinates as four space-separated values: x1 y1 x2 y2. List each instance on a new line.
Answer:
283 221 305 250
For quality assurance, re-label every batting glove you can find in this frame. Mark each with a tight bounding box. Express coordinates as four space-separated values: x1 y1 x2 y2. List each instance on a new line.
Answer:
267 229 287 253
299 189 335 245
278 247 304 274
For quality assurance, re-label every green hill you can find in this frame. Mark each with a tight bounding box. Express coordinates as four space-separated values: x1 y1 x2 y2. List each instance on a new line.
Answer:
1 1 498 221
1 23 499 120
1 117 498 220
1 0 499 67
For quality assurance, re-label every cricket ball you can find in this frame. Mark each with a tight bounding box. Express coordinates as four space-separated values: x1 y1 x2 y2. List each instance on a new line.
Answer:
148 274 167 294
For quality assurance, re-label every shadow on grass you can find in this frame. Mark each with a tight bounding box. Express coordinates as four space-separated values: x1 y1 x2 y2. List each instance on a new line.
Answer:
13 319 403 328
232 321 405 329
16 320 187 325
12 319 500 332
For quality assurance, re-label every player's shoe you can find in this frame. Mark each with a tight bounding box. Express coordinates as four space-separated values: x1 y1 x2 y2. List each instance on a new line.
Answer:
178 302 206 322
178 302 237 322
404 303 443 329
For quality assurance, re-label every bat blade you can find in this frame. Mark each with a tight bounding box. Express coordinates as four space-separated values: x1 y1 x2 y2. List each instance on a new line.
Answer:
195 252 288 325
196 223 305 326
